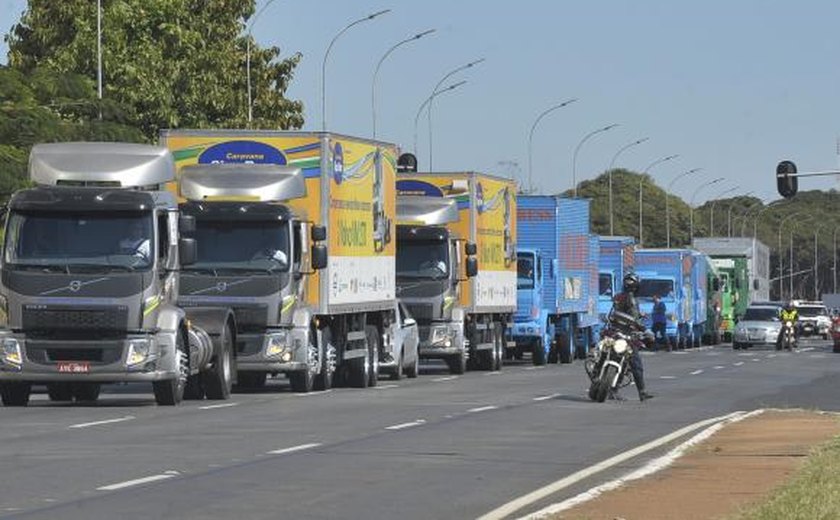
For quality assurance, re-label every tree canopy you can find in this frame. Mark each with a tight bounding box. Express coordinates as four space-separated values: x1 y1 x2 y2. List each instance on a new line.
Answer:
6 0 304 141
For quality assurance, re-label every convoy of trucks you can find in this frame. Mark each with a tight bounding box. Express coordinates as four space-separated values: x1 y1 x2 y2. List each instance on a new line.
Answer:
0 133 774 406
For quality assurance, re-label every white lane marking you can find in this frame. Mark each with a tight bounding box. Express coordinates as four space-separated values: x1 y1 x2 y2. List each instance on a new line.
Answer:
385 420 427 431
690 369 704 375
659 376 676 380
478 411 749 520
199 402 239 410
752 358 761 362
468 405 498 413
294 390 332 397
69 416 135 429
714 365 725 370
97 471 180 491
800 347 815 352
738 353 752 357
734 361 744 366
484 372 502 376
375 384 399 390
524 366 545 371
673 351 688 355
810 354 826 359
433 376 458 382
266 443 322 455
518 410 765 519
533 393 562 402
767 354 777 359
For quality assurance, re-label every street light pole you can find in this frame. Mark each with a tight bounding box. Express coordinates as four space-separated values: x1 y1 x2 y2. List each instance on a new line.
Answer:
709 185 740 237
607 137 649 235
638 154 679 246
413 81 466 159
777 212 801 300
527 99 578 194
428 58 485 170
96 0 102 120
665 167 701 247
689 177 724 243
572 124 619 197
371 29 435 139
726 191 754 237
322 9 391 132
788 217 814 300
833 226 840 294
246 0 279 126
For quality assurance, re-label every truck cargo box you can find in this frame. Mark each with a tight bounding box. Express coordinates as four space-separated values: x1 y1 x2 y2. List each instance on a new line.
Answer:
396 172 517 314
160 130 398 315
597 236 635 320
692 237 770 303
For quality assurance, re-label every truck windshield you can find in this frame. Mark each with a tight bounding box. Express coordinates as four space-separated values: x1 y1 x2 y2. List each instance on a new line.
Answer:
4 210 154 271
797 306 828 318
517 254 535 289
191 220 290 273
638 279 674 299
599 273 613 296
397 240 449 279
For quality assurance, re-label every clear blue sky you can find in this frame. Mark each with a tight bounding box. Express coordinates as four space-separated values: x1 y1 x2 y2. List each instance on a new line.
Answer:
1 0 839 203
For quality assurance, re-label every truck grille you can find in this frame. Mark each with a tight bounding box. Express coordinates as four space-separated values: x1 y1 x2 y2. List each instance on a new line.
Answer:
22 305 128 334
26 339 124 365
233 305 268 333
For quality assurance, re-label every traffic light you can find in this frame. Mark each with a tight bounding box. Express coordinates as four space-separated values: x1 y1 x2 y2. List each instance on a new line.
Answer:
776 160 798 198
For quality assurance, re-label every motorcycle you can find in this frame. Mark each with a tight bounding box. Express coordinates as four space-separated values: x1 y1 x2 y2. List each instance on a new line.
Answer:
585 311 649 403
778 320 797 351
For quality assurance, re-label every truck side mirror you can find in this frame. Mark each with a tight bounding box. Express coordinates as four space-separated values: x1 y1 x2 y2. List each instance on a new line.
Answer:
311 225 326 242
311 244 328 270
465 242 477 256
466 257 478 278
179 215 196 235
179 238 197 266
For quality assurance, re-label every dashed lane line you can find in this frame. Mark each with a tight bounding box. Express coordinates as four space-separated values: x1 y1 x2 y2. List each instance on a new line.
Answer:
734 361 744 366
68 416 135 429
659 376 676 380
375 384 399 390
266 443 322 455
690 369 703 375
533 393 562 401
198 403 239 410
96 471 180 491
484 372 502 376
385 420 426 431
294 390 332 397
432 376 458 382
468 405 499 413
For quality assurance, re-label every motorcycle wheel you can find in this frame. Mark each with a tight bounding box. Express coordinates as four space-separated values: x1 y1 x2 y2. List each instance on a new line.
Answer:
588 382 599 401
596 365 618 403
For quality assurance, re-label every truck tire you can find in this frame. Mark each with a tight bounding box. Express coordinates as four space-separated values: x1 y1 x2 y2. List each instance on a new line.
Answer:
184 376 205 400
347 332 371 389
202 321 235 400
1 382 31 407
366 325 380 388
492 323 503 371
72 383 101 403
236 372 267 390
558 332 573 364
532 338 547 366
153 332 188 406
290 329 318 393
314 328 336 391
548 338 559 364
47 383 74 402
446 352 466 375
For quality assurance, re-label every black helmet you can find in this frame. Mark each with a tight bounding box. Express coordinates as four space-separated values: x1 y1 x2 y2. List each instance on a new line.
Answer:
623 272 640 294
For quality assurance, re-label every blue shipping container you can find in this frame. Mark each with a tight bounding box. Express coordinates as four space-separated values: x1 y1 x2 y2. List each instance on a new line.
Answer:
598 236 635 322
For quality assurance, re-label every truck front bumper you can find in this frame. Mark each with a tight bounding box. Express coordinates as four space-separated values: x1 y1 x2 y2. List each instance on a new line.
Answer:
0 332 177 383
234 329 310 373
511 320 543 344
417 323 464 359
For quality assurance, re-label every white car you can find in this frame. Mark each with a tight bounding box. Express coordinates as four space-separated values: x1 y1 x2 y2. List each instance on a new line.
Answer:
794 302 831 339
380 302 420 380
733 304 782 349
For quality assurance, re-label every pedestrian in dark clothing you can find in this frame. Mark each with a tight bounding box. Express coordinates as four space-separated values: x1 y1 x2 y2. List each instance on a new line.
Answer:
651 295 668 351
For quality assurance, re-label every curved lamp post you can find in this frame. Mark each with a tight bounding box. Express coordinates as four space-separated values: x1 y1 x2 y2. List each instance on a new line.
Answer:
607 137 649 235
321 9 391 131
638 154 679 245
413 80 466 158
572 124 619 197
708 185 740 237
665 167 701 247
725 191 755 237
689 177 724 243
527 99 578 194
428 58 485 170
245 0 279 126
371 29 435 138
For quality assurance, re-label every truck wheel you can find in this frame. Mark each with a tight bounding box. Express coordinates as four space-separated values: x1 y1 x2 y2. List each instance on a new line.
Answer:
446 352 467 375
366 325 381 388
314 328 336 391
548 338 559 364
290 329 318 393
184 375 205 400
347 330 371 389
47 383 74 402
153 333 188 406
492 323 504 371
203 321 235 400
72 383 101 403
532 338 547 366
558 332 573 364
1 382 31 407
236 372 267 390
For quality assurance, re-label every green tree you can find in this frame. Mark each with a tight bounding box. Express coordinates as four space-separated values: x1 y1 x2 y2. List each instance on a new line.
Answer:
6 0 304 141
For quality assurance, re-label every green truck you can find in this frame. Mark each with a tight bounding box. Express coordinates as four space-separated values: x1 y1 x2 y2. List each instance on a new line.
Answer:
712 257 750 342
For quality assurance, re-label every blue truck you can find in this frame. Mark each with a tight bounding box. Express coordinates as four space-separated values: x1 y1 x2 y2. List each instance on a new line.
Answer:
597 236 636 324
513 196 596 364
635 249 708 349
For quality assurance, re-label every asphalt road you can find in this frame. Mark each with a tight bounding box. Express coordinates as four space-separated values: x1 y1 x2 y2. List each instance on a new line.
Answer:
0 339 837 519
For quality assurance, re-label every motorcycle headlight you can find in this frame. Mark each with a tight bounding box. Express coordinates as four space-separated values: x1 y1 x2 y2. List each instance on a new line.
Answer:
265 332 291 358
613 339 629 354
2 338 22 366
126 338 153 367
785 321 792 327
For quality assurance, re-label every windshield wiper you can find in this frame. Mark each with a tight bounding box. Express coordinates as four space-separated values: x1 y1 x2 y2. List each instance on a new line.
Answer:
65 263 135 273
182 267 219 276
10 263 70 274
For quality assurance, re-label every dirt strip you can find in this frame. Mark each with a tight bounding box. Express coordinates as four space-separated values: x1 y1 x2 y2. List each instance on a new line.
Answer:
555 410 840 520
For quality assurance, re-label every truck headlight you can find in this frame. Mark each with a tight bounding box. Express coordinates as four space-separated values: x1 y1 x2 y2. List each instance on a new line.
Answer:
126 338 153 367
264 332 291 358
2 338 22 366
668 313 677 322
430 326 453 347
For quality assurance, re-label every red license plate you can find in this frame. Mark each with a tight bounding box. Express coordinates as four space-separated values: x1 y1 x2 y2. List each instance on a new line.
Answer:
57 362 90 373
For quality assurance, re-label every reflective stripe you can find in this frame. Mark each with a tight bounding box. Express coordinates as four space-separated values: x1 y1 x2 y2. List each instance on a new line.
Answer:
143 295 161 316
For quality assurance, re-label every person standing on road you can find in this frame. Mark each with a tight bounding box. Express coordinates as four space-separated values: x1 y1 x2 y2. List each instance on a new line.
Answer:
612 273 654 401
651 294 668 351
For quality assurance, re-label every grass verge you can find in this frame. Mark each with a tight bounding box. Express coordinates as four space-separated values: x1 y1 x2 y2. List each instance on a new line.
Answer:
731 434 840 520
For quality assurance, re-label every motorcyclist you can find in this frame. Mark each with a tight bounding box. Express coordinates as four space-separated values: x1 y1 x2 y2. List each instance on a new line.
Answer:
612 272 654 401
778 300 799 349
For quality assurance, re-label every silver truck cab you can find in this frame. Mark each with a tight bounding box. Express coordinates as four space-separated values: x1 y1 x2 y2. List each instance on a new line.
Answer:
0 143 235 406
